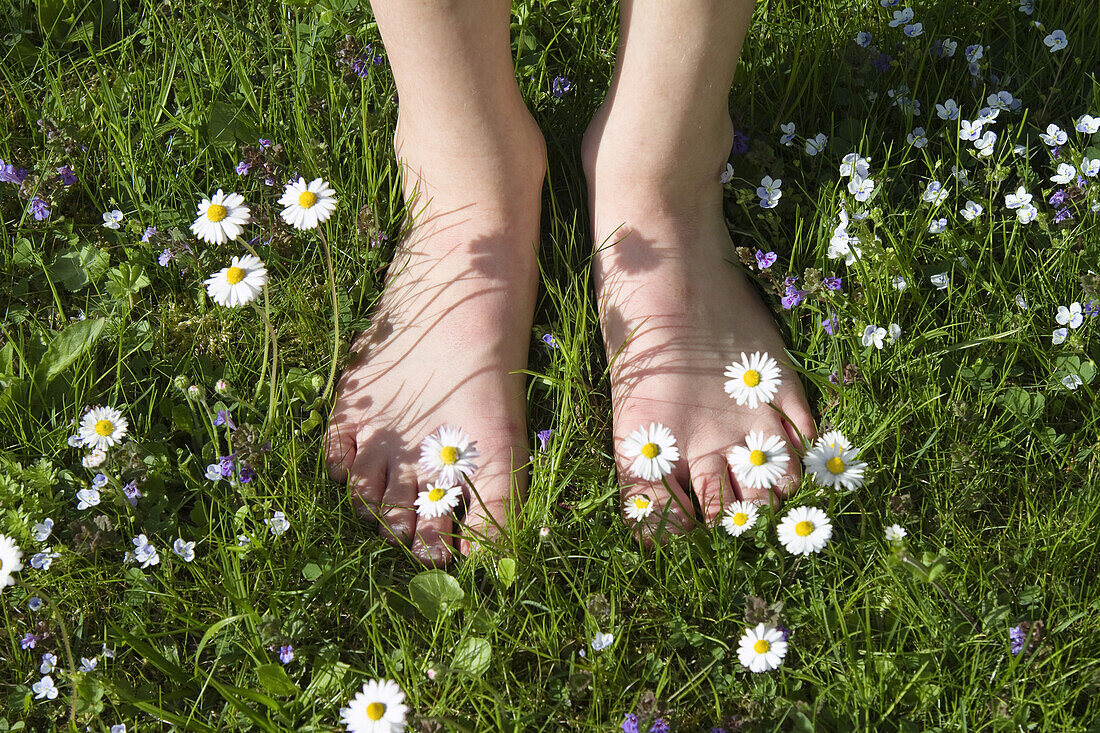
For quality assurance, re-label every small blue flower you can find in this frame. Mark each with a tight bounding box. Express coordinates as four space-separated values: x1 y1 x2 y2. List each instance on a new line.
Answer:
1049 189 1067 206
28 597 43 611
57 166 78 186
92 473 108 487
158 249 174 267
29 197 50 221
21 632 41 650
141 226 157 243
213 410 236 430
278 644 294 664
822 313 839 336
823 276 843 291
239 465 256 483
1054 207 1074 224
1009 624 1026 655
541 333 558 349
536 429 553 451
551 75 573 98
754 250 777 269
122 480 142 507
730 131 750 156
258 138 272 149
236 161 251 175
0 159 27 184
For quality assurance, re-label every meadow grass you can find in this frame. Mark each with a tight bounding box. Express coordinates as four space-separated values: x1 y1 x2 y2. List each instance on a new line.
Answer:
3 0 1100 730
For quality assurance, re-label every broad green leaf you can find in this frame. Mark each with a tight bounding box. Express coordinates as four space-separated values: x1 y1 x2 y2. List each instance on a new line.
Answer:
74 675 105 716
409 570 465 621
451 635 491 676
52 245 109 291
36 318 106 384
497 557 516 588
999 386 1044 422
302 563 323 581
255 662 298 697
106 263 150 301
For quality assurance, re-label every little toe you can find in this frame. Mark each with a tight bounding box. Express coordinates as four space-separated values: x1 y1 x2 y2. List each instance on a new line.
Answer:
324 418 356 482
347 448 386 522
688 452 736 526
379 461 418 546
412 513 456 567
622 473 696 543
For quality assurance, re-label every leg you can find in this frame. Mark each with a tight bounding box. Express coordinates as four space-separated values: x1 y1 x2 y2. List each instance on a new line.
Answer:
582 0 816 538
325 0 546 565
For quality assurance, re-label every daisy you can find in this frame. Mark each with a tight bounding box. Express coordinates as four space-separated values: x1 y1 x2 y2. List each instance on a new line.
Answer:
340 679 408 733
204 254 268 308
884 524 907 542
721 501 760 537
414 483 463 519
419 425 480 485
278 177 338 230
1057 302 1083 329
621 423 680 481
776 505 833 556
737 623 788 673
0 534 23 592
729 432 789 490
623 494 656 521
78 406 128 451
724 351 782 409
190 189 250 244
803 441 867 492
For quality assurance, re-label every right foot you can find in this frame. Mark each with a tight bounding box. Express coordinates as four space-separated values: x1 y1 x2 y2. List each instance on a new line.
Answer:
325 115 545 566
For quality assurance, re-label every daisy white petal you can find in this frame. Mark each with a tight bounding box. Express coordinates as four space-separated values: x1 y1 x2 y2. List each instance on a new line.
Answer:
0 534 24 592
723 352 782 408
621 423 680 481
737 623 788 672
776 505 833 555
418 425 480 484
340 678 408 733
204 254 268 308
623 494 656 521
278 177 338 230
721 501 760 537
190 189 250 244
78 406 129 451
728 431 789 490
803 442 867 491
414 483 463 519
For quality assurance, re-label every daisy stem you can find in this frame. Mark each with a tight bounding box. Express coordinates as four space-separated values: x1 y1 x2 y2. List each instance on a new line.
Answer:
19 581 78 724
317 227 340 406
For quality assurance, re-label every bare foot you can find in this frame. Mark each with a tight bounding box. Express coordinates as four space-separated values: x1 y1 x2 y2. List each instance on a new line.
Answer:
325 115 545 565
583 111 817 541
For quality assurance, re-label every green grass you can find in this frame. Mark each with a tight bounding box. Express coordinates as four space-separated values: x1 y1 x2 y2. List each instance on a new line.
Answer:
3 0 1100 730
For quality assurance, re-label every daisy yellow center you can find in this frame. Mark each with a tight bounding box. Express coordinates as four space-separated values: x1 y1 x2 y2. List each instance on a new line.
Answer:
633 497 650 510
742 369 761 387
749 449 767 466
795 520 814 537
825 456 845 474
297 191 317 208
225 266 246 284
206 204 227 222
439 446 459 465
94 420 115 436
732 512 748 526
427 487 446 502
640 442 660 459
365 702 386 721
754 639 770 654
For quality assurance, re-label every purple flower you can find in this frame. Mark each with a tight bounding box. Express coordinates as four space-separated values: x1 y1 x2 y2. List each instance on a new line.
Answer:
730 131 749 156
542 333 558 349
278 644 294 664
158 249 174 267
929 39 944 57
1083 301 1100 317
236 161 251 175
872 53 893 73
370 232 388 249
551 76 573 98
218 454 236 478
213 410 236 430
754 250 777 269
536 429 553 451
21 633 41 650
1009 625 1026 655
781 288 806 310
823 276 843 291
1050 145 1061 159
0 159 27 184
1054 207 1074 224
141 226 158 243
649 720 669 733
777 625 792 642
264 177 275 186
823 313 838 335
57 166 78 186
258 139 272 149
239 465 255 484
1049 189 1067 206
29 197 50 221
622 714 640 733
828 370 840 384
122 480 142 507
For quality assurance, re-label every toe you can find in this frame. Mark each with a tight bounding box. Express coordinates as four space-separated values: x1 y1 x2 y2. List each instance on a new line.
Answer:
347 447 386 522
412 512 456 567
688 452 735 526
622 474 696 543
458 444 526 556
324 415 357 482
379 460 418 545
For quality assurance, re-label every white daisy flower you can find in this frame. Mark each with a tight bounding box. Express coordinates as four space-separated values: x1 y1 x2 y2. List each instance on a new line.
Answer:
623 494 656 521
776 505 833 555
721 501 761 537
78 406 128 452
414 483 463 519
278 177 338 230
803 442 867 492
1057 302 1083 329
724 351 782 409
884 524 907 542
1076 115 1100 134
0 534 24 592
419 425 480 485
190 189 250 244
204 254 268 308
340 678 408 733
621 423 680 482
737 623 788 673
815 431 852 452
1040 124 1067 147
728 431 789 490
101 209 124 230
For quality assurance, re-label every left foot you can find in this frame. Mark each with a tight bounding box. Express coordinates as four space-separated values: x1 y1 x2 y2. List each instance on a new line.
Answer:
583 109 817 540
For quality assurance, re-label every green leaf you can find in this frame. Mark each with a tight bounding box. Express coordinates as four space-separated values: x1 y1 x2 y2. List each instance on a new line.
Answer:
409 570 465 621
106 263 150 301
13 238 35 267
36 318 106 385
52 245 109 291
74 675 105 716
255 663 298 697
497 557 516 588
451 635 491 676
999 386 1045 422
302 563 323 581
